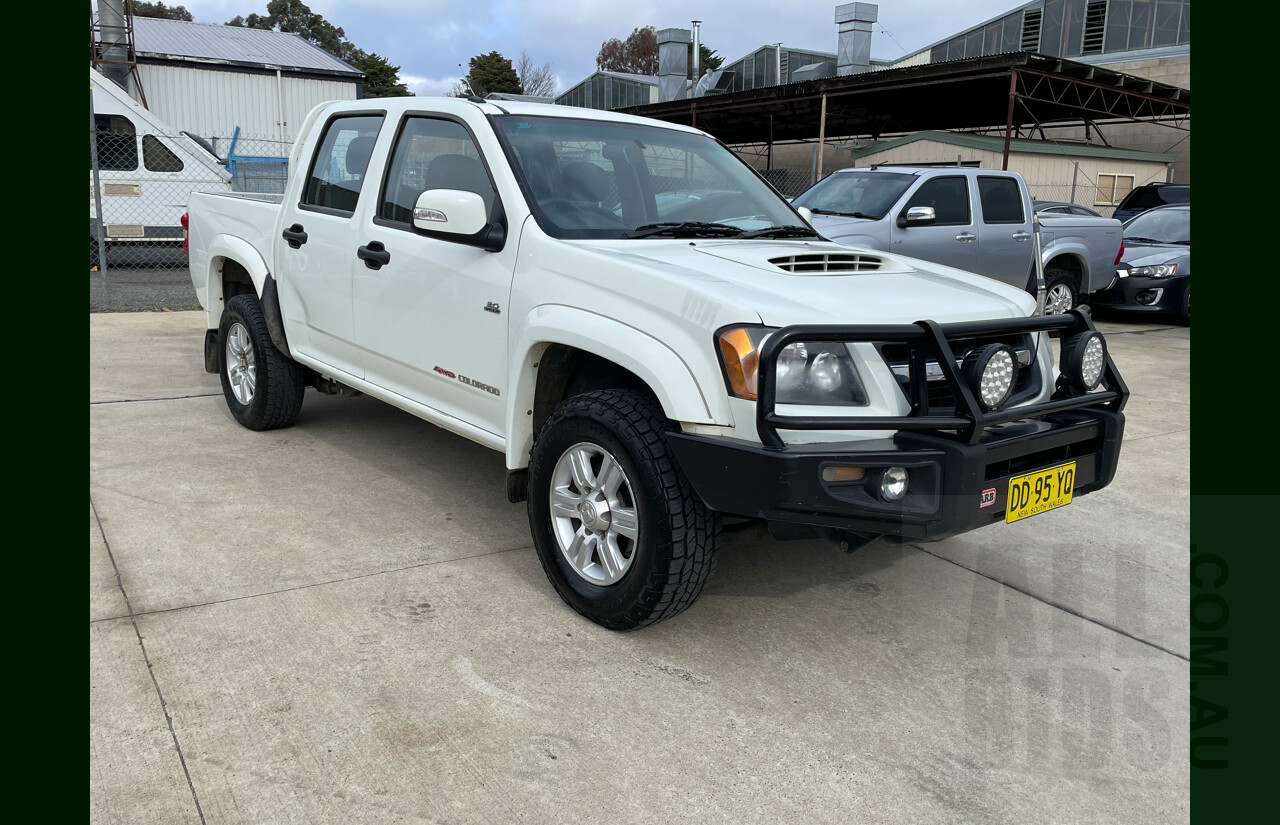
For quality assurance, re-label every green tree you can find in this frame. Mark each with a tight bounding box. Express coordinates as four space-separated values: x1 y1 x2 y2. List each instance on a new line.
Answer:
465 51 522 97
698 45 723 76
133 2 194 20
358 53 413 98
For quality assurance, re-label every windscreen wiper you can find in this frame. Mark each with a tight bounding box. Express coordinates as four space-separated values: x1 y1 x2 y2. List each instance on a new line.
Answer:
622 221 744 239
807 208 876 219
1123 236 1165 244
738 225 820 239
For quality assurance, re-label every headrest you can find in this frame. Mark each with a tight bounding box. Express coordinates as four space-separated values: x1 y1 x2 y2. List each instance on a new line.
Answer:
560 162 611 203
344 135 376 176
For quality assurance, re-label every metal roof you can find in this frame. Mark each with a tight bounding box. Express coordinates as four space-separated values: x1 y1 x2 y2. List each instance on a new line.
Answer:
852 130 1177 163
623 52 1190 147
133 17 361 78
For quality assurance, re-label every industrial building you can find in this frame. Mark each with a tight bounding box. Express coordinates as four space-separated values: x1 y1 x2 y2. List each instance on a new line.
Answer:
91 2 362 145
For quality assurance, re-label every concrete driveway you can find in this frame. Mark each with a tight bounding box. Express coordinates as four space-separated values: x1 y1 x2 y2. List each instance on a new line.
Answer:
90 311 1189 824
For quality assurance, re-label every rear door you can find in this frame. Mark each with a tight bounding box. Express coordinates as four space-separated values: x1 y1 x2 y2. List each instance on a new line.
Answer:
351 113 516 438
275 112 385 379
976 174 1034 287
890 175 979 274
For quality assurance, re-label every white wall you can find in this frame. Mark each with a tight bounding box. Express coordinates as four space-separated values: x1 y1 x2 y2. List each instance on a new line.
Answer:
136 64 359 145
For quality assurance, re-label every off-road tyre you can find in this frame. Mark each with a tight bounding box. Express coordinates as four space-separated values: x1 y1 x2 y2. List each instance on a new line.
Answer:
527 389 721 630
218 293 305 431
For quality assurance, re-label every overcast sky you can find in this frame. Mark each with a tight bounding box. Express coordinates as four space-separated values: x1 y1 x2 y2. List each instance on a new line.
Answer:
171 1 1028 96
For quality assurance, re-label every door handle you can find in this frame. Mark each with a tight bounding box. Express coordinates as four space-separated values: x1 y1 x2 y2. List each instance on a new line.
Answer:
282 223 308 248
955 232 977 243
1012 231 1031 241
357 241 391 270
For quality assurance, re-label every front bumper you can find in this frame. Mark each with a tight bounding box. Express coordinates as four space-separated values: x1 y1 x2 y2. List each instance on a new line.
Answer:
667 409 1123 540
1091 270 1188 313
667 310 1128 541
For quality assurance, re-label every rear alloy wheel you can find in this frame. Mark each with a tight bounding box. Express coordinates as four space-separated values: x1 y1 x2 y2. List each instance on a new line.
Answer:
527 389 720 630
218 293 305 430
1043 268 1078 315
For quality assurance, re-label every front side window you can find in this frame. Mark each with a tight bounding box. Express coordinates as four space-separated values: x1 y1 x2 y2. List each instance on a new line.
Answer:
978 176 1024 224
792 171 915 220
94 115 137 171
379 117 495 225
302 114 384 213
904 177 971 225
1096 173 1135 206
494 115 805 239
142 135 184 172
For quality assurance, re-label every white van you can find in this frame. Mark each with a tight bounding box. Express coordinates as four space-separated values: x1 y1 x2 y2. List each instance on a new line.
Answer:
90 67 233 265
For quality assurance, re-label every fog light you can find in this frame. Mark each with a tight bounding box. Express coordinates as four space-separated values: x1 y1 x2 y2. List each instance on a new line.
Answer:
879 467 909 501
822 466 866 483
1135 288 1164 306
962 344 1018 411
1060 331 1108 393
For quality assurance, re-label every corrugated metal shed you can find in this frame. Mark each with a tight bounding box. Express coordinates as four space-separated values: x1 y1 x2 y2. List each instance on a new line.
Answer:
133 17 360 78
126 17 362 143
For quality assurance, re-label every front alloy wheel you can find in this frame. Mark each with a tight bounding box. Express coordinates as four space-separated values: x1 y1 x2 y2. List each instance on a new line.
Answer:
549 442 640 585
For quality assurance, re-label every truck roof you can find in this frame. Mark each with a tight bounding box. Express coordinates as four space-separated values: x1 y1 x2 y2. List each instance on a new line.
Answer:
324 96 708 137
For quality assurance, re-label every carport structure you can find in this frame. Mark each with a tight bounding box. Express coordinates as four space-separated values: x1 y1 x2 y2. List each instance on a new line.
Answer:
622 51 1190 176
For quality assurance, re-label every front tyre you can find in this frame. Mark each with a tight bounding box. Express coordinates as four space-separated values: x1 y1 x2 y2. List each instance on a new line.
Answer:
218 293 305 431
527 390 720 630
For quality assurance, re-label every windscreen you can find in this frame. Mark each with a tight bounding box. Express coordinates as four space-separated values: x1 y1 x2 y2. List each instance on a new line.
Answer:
792 171 916 219
493 115 804 239
1123 208 1190 244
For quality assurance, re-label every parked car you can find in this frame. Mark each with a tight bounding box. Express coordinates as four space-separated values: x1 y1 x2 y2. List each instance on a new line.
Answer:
1033 200 1102 217
186 98 1128 629
1091 204 1190 325
1111 183 1189 222
791 167 1123 314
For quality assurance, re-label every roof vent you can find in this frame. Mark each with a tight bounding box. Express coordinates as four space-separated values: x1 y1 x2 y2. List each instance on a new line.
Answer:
770 252 884 273
1021 9 1042 51
1082 1 1107 54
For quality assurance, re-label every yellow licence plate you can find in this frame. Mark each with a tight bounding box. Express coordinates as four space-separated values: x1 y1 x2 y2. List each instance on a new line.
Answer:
1005 461 1076 524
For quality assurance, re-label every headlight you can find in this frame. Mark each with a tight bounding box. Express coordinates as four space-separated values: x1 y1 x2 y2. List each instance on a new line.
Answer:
717 326 868 406
961 344 1018 411
1130 264 1177 278
1059 331 1108 393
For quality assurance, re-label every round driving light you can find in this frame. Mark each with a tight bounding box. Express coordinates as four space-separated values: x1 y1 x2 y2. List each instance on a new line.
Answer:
1061 331 1108 393
962 344 1018 411
879 467 909 502
1079 336 1105 389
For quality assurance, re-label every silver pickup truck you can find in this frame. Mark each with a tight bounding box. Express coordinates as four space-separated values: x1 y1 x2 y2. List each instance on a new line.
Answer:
792 167 1123 314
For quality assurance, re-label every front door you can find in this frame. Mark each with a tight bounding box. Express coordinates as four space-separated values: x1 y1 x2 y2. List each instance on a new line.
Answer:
890 175 979 275
351 114 516 438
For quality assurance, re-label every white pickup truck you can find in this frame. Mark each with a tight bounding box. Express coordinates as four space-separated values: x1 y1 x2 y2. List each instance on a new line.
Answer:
187 97 1128 630
791 166 1124 314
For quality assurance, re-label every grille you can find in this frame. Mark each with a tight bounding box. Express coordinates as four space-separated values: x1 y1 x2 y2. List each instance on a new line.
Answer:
879 334 1040 413
770 253 884 273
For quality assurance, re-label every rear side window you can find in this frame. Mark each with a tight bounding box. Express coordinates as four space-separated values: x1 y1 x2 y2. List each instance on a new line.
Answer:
302 114 384 214
142 135 184 172
978 176 1024 224
1161 187 1190 204
94 115 137 171
1121 186 1166 210
904 176 970 225
378 117 495 225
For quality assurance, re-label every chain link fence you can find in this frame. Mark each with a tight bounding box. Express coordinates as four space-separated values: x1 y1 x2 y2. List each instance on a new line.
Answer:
90 103 292 310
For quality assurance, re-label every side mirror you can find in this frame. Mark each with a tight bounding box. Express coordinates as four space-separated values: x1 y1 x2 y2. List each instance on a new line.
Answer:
896 205 936 228
795 206 814 226
413 189 488 236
